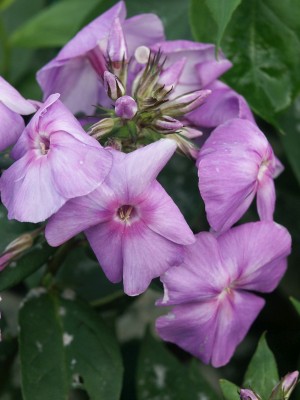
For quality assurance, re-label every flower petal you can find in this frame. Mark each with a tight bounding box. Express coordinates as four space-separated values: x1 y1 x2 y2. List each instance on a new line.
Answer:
218 221 292 292
140 181 195 245
0 76 36 115
256 175 275 221
49 131 112 198
156 290 264 367
123 220 184 296
85 220 124 283
0 103 25 151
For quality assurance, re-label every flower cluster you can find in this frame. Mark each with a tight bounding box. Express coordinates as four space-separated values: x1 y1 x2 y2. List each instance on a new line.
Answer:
0 1 291 367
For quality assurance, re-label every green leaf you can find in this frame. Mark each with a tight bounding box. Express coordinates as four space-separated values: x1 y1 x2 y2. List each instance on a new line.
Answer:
0 242 54 292
243 334 279 399
290 297 300 316
19 291 123 400
276 96 300 185
137 331 216 400
190 0 241 49
219 379 240 400
0 0 15 12
10 0 104 48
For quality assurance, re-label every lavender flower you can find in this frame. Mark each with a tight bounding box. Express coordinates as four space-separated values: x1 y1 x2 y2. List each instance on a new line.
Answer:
198 118 283 233
156 221 291 367
45 139 195 296
0 77 36 151
0 94 112 223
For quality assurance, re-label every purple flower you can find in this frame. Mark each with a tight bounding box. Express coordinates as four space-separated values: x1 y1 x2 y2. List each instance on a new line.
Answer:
239 389 261 400
45 139 195 296
0 94 112 223
156 221 291 367
270 371 299 400
37 1 164 114
0 77 36 151
197 118 283 233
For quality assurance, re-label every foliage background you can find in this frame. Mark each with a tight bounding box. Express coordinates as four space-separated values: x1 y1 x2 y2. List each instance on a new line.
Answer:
0 0 300 399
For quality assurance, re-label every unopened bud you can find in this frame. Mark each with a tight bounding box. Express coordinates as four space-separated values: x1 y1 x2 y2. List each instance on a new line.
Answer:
104 71 125 100
90 118 115 138
115 96 138 120
0 229 41 271
160 89 211 117
107 18 128 84
154 116 183 132
168 133 199 159
178 126 203 139
270 371 299 400
239 389 261 400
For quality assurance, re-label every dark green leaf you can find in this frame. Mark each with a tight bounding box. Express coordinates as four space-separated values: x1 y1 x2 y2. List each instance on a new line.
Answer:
190 0 241 49
0 0 15 12
10 0 104 48
19 291 123 400
243 334 279 399
290 297 300 316
219 379 240 400
276 96 300 185
0 242 54 292
137 331 216 400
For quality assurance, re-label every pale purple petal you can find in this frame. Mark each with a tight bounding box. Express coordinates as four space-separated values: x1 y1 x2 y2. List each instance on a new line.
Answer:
0 152 65 222
85 220 124 283
48 131 112 198
123 13 165 57
45 183 115 246
140 181 195 245
218 221 292 292
157 232 227 306
0 103 25 151
187 82 255 128
256 176 275 221
198 118 270 232
123 220 184 296
195 60 232 89
156 291 264 367
0 76 36 115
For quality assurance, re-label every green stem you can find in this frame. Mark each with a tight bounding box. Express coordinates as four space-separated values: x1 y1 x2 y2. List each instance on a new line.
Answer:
0 17 11 79
90 290 125 308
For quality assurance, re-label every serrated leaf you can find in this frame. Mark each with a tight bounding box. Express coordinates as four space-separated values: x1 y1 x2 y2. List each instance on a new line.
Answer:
19 291 123 400
191 0 241 50
219 379 240 400
137 331 216 400
0 242 54 292
10 0 104 48
243 334 279 399
290 297 300 316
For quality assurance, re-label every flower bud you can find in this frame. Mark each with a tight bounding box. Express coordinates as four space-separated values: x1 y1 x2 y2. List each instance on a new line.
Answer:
178 126 203 139
104 71 125 100
168 133 199 159
154 116 183 132
0 229 41 271
115 96 138 120
107 17 128 84
270 371 299 400
90 118 115 138
160 89 211 117
239 389 261 400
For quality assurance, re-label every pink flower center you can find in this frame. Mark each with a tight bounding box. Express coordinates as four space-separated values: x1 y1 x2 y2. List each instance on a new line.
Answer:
117 205 136 223
39 136 50 155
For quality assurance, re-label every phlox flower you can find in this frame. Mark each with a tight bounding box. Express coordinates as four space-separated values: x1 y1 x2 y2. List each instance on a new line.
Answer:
36 1 164 114
45 139 195 296
0 94 112 223
0 77 36 151
156 221 291 367
197 118 283 233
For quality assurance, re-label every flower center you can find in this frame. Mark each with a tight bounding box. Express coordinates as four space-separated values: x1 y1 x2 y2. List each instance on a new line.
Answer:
39 136 50 155
257 159 270 182
117 205 136 223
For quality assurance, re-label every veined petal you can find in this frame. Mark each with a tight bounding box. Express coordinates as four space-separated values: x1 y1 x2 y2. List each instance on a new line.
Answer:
158 232 227 306
49 131 112 198
0 76 36 115
256 175 275 221
0 103 25 151
156 290 264 367
0 152 65 222
85 220 124 283
45 183 115 246
198 118 270 232
218 221 291 292
123 220 184 296
140 181 194 245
